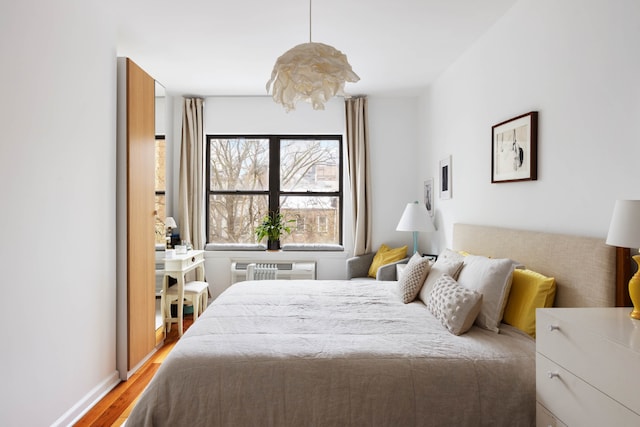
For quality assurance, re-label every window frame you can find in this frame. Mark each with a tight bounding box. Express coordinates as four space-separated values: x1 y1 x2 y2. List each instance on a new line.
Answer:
205 134 344 247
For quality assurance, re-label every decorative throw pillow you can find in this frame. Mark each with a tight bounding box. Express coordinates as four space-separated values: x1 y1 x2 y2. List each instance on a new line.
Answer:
426 274 483 335
368 244 408 278
456 255 516 333
439 248 467 265
503 269 556 338
418 249 465 303
397 253 431 303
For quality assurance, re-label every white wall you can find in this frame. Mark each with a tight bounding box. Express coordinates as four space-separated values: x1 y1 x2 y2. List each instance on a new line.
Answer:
163 95 419 292
367 96 422 250
419 0 640 252
202 96 345 135
0 2 118 426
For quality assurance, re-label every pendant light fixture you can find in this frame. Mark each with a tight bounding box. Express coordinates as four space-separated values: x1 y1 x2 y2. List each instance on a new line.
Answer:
266 0 360 111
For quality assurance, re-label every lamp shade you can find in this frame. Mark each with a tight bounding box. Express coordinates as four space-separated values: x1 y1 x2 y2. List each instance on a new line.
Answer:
396 202 435 232
606 200 640 248
266 42 359 112
165 217 177 229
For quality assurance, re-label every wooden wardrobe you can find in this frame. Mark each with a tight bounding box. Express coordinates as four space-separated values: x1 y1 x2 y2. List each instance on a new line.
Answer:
116 57 157 380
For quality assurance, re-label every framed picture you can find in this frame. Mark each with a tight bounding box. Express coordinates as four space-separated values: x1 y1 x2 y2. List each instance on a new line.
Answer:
423 178 434 216
491 111 538 183
422 253 438 262
439 156 452 200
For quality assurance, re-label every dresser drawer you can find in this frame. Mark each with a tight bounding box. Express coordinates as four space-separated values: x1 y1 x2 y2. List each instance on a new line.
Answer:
536 353 640 426
536 402 567 427
536 309 640 414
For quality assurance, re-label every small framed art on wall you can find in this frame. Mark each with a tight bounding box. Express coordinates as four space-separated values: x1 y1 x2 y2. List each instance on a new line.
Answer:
491 111 538 183
424 178 434 216
440 156 451 200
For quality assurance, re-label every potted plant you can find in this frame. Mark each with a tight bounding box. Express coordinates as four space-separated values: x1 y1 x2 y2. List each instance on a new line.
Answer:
254 211 294 251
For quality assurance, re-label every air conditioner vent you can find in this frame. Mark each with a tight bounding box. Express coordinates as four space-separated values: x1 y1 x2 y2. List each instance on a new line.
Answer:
234 262 293 270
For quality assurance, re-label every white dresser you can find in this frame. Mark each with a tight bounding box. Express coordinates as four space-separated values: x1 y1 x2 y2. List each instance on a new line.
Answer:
536 308 640 426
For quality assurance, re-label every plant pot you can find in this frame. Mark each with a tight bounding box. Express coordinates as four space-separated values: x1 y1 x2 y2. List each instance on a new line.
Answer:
267 240 280 251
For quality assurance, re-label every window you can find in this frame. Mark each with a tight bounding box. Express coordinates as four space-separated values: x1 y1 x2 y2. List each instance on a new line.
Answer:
317 216 328 233
154 135 166 245
206 135 343 246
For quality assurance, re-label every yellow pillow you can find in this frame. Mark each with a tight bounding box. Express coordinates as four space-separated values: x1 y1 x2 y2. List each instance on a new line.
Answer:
368 244 408 278
502 269 556 338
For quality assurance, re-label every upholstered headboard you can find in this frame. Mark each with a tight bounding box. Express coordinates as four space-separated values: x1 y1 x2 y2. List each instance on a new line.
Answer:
452 223 617 308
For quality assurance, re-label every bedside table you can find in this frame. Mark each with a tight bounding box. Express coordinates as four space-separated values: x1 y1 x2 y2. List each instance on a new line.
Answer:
536 308 640 426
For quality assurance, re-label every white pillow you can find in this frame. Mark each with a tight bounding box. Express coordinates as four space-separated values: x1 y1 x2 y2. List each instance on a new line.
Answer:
397 253 431 303
418 249 464 303
456 255 516 333
426 274 483 335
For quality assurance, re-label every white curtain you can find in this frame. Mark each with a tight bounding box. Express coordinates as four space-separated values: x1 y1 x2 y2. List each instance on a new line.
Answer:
178 98 205 249
345 96 372 256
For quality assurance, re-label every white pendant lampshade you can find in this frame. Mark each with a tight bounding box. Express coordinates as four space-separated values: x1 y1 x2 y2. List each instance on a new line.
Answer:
266 0 359 112
266 42 359 112
606 199 640 320
396 201 436 254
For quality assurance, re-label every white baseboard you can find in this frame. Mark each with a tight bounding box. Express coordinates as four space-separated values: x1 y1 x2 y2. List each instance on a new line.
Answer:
52 371 120 427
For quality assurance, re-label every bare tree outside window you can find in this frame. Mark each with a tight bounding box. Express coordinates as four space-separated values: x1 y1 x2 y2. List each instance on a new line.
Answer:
206 135 342 246
208 138 269 243
154 135 166 244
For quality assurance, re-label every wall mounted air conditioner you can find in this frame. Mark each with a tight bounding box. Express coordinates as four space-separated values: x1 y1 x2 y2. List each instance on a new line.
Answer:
230 261 316 283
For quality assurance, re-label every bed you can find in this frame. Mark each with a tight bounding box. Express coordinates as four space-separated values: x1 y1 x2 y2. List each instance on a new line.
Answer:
127 224 621 426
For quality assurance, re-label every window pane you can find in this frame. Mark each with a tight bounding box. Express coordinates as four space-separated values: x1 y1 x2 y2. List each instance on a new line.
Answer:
280 196 340 244
155 194 166 245
208 194 268 243
155 137 166 246
209 138 269 191
280 139 340 192
155 137 165 192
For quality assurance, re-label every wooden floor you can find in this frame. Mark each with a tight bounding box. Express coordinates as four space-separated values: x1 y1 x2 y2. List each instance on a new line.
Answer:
74 316 194 426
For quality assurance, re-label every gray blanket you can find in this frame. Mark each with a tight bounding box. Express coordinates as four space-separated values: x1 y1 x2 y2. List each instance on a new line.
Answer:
128 280 535 426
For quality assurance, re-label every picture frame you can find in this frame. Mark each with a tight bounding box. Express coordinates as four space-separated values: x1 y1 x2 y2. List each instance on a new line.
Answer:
423 178 434 216
491 111 538 183
422 253 438 262
439 156 452 200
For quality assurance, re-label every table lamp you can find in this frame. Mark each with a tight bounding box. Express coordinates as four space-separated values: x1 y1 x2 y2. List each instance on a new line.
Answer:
165 217 177 248
396 201 436 255
606 200 640 320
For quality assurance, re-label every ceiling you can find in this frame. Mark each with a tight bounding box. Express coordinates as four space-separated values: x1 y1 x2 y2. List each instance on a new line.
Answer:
115 0 517 97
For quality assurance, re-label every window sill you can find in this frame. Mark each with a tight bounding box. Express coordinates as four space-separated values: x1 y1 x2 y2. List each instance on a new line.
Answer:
282 244 344 252
205 243 266 251
204 243 344 252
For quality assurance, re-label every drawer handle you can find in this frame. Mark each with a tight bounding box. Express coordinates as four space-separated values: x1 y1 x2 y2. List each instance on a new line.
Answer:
547 372 560 379
548 324 560 332
191 257 195 262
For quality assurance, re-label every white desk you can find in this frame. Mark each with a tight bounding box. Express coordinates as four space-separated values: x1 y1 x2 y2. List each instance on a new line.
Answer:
162 250 205 337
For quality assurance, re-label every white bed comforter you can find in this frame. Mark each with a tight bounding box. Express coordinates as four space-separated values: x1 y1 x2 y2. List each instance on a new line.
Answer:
127 280 535 426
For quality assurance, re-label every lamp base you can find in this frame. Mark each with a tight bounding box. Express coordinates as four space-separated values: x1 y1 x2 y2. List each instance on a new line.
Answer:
629 255 640 320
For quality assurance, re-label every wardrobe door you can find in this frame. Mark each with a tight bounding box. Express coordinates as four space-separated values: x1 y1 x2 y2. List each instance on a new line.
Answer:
126 58 156 369
117 57 156 379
